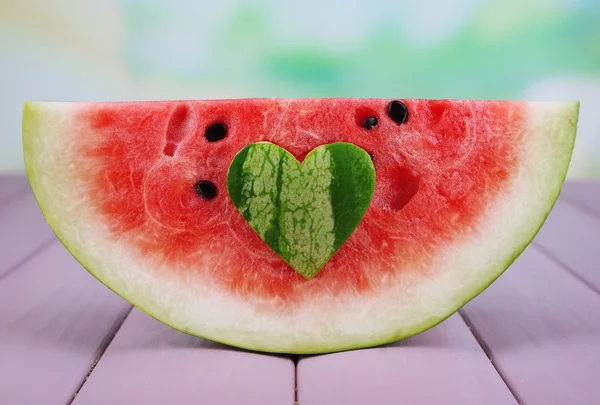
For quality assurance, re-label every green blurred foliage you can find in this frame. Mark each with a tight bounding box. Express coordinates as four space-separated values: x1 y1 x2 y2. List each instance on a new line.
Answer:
122 0 600 99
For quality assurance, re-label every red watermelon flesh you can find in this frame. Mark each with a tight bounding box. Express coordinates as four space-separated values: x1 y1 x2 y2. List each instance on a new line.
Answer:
22 98 578 353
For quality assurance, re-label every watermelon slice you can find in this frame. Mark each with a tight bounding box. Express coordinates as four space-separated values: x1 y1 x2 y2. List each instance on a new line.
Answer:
22 98 578 354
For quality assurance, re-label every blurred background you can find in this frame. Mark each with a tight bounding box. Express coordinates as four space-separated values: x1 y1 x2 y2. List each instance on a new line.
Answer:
1 0 599 178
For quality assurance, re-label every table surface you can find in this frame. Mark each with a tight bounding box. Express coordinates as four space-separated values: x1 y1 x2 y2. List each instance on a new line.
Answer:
1 175 599 405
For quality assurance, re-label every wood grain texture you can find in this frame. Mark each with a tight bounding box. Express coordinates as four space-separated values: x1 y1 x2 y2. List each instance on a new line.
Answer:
534 199 600 292
72 309 296 405
0 242 131 405
0 191 57 278
561 181 600 215
462 247 600 405
297 313 517 405
0 175 29 206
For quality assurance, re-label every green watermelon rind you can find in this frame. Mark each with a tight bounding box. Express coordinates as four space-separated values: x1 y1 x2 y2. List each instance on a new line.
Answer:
226 141 376 280
22 100 579 354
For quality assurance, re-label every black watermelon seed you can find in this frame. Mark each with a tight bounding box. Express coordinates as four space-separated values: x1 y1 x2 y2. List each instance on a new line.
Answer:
204 123 227 142
362 116 378 130
387 100 409 124
194 181 217 200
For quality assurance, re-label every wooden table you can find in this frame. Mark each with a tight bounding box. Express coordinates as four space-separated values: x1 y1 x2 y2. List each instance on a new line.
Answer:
1 174 599 405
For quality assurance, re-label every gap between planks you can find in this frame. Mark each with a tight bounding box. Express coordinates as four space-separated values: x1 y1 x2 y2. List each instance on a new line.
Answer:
69 306 134 404
532 242 600 298
0 238 56 283
458 311 523 405
534 191 600 298
293 355 299 405
560 194 600 221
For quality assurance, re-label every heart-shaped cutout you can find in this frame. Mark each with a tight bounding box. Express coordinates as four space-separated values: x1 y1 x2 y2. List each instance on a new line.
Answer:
227 142 376 279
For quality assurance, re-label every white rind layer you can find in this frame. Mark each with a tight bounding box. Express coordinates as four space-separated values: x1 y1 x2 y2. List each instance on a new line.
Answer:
23 100 578 353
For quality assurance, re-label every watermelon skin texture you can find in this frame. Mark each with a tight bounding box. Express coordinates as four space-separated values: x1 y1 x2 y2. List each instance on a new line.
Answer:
22 99 578 354
227 141 376 279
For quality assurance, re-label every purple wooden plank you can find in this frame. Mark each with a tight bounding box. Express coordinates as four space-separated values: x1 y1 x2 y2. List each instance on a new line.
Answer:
71 309 296 405
297 313 517 405
0 175 28 206
561 181 600 216
533 199 600 292
0 242 131 405
462 247 600 405
0 191 56 278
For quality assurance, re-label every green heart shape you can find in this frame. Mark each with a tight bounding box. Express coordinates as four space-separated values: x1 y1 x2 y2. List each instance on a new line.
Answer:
227 142 376 279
